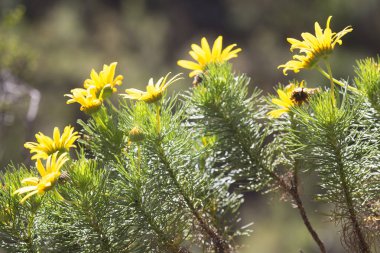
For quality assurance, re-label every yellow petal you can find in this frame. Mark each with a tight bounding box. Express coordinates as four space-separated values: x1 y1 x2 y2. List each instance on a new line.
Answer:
14 186 37 195
277 90 293 105
21 177 39 185
36 159 46 177
268 108 289 118
177 60 202 71
20 190 39 204
201 37 212 59
271 98 291 108
212 36 223 59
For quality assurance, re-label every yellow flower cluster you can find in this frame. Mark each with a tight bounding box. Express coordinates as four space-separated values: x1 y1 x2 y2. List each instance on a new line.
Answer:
121 72 183 104
13 17 354 202
65 62 123 114
15 126 79 203
177 36 241 77
14 152 69 203
278 16 352 75
24 126 79 160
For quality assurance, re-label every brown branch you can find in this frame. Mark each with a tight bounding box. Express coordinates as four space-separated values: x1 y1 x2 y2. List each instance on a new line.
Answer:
157 145 232 253
267 168 327 253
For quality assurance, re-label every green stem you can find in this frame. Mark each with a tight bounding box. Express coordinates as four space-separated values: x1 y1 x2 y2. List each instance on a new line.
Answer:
134 195 191 253
324 60 336 105
105 100 119 113
218 110 325 252
331 138 371 253
83 204 112 252
156 104 161 134
26 211 36 252
137 144 141 174
92 109 108 130
315 65 358 93
288 116 327 253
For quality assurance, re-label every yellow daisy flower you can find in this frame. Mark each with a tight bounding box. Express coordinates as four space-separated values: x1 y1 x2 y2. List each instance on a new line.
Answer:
268 82 305 118
14 152 69 203
122 73 182 103
65 86 103 114
24 126 79 160
177 36 241 77
84 62 123 98
278 16 353 75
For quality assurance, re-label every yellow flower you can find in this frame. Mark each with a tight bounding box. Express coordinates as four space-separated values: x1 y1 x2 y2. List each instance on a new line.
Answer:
268 82 305 118
278 16 353 75
65 86 103 114
84 62 123 98
122 73 182 103
24 126 79 160
177 36 241 77
14 152 69 203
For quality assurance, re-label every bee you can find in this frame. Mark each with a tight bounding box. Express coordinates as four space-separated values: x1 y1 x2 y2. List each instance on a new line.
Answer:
290 87 319 105
58 171 71 184
192 74 203 86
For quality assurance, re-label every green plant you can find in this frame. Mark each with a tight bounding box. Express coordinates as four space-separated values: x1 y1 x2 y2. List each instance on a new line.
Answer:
0 18 379 253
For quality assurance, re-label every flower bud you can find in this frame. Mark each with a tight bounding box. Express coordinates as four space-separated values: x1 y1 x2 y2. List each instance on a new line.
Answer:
129 127 145 142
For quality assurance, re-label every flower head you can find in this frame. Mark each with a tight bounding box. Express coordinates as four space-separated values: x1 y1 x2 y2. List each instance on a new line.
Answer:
14 152 69 203
122 73 182 103
178 36 241 77
84 62 123 98
24 126 79 160
65 86 103 114
278 16 353 75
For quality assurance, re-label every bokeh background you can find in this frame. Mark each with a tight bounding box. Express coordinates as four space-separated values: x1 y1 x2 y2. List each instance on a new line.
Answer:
0 0 379 252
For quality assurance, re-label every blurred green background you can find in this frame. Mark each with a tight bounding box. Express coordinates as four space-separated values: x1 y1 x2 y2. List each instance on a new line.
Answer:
0 0 379 252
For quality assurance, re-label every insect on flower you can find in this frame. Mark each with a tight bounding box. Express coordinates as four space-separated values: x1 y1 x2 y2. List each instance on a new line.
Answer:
192 73 203 86
290 87 320 105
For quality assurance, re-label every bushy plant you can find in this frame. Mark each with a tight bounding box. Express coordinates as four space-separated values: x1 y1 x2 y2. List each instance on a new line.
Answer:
0 16 379 253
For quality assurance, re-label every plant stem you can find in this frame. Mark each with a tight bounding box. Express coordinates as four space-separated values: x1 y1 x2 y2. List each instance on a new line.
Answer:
324 60 336 105
154 101 231 252
289 115 327 253
332 140 370 253
84 206 112 252
157 145 232 253
258 160 327 253
135 196 191 253
225 112 326 253
92 109 108 130
105 100 119 113
291 160 327 253
26 210 36 252
156 103 161 134
315 65 358 93
137 144 141 173
25 199 43 253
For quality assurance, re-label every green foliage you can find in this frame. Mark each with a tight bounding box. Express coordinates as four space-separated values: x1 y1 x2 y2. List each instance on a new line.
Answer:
187 63 270 191
288 91 380 252
1 39 380 252
116 96 245 251
0 165 42 253
355 56 380 112
37 156 137 253
78 106 125 163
